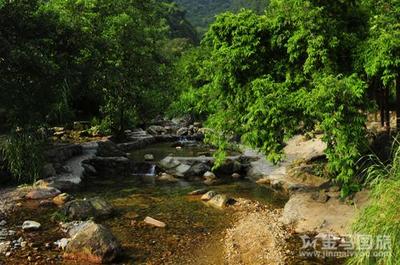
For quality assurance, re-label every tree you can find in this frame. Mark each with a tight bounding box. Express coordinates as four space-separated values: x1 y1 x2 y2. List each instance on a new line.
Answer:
174 1 369 191
357 0 400 130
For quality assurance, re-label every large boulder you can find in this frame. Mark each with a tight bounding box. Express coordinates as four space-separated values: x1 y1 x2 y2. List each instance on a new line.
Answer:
158 156 212 178
97 141 126 158
64 221 121 264
62 198 114 220
159 156 181 170
83 157 133 177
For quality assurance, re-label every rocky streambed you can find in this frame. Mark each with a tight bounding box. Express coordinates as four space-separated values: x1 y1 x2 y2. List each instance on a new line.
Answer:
0 122 368 265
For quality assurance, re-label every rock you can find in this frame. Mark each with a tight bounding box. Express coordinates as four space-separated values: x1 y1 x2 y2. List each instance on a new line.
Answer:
22 221 41 231
62 198 114 220
44 144 82 164
329 186 341 192
54 131 66 137
53 193 72 206
232 173 241 179
83 157 132 177
216 159 243 175
144 217 166 228
42 163 56 178
0 220 6 226
280 192 367 235
193 122 202 127
159 156 181 170
311 191 329 203
26 187 61 200
64 222 121 264
144 154 154 161
203 171 216 180
0 241 10 254
173 163 191 178
53 127 65 133
157 173 178 183
54 238 70 250
147 125 167 136
97 141 126 157
90 197 114 218
39 200 54 207
188 162 210 176
82 163 97 176
326 191 341 199
61 221 93 237
177 127 189 136
188 189 208 196
207 194 229 209
201 191 217 201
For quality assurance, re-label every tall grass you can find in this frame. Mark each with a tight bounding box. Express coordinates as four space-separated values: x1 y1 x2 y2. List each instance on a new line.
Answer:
0 130 45 184
348 143 400 265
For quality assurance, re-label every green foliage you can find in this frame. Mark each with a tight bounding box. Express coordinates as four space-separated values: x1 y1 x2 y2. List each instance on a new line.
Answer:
305 74 368 185
1 130 45 184
348 144 400 265
174 2 372 186
358 0 400 85
90 117 112 136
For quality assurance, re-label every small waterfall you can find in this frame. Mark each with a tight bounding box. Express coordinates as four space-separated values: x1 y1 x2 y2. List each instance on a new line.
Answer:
131 163 156 184
177 136 196 147
145 164 156 177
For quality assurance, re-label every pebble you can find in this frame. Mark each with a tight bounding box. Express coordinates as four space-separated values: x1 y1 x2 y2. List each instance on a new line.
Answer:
203 171 216 179
54 238 70 250
144 217 166 228
0 220 6 226
232 173 241 179
0 241 11 254
22 221 41 231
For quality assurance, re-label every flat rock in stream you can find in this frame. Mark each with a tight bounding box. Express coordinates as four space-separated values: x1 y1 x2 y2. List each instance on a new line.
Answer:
25 187 61 200
96 141 126 158
157 173 179 183
207 194 230 209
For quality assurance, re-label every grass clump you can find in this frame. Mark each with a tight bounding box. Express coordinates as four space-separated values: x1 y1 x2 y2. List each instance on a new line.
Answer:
348 144 400 265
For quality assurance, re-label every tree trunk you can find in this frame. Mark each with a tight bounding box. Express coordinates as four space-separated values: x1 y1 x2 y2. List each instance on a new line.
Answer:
384 86 390 132
380 90 385 127
396 76 400 130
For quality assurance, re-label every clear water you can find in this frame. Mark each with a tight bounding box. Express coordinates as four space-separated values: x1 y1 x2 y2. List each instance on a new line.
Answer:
1 142 343 265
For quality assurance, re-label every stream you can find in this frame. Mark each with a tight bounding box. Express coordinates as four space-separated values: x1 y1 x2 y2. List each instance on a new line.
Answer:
1 141 344 265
